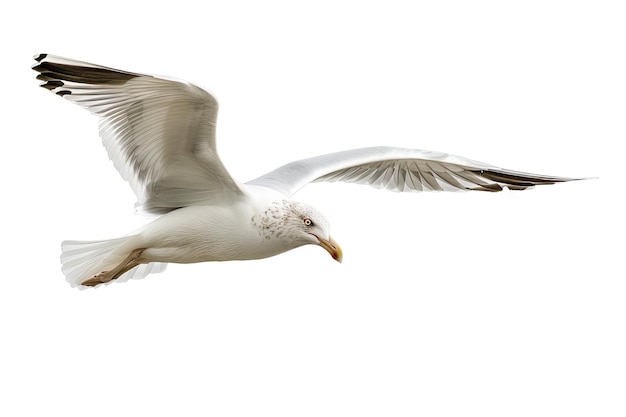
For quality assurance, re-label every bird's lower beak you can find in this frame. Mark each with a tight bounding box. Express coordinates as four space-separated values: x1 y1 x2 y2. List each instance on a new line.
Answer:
317 235 343 263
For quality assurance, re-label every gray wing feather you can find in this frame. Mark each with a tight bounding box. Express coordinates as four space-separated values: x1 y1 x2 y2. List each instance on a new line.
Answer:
33 54 243 215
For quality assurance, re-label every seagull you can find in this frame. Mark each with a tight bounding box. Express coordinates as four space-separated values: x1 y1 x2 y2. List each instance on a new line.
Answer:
33 54 583 288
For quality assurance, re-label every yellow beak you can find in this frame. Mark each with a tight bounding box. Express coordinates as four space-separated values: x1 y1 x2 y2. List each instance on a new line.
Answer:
317 235 343 263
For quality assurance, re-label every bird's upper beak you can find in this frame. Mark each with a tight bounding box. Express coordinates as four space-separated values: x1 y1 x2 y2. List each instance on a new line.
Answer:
317 235 343 263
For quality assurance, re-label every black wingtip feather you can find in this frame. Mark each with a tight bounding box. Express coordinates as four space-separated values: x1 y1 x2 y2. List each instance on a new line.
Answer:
479 170 569 187
470 183 503 192
32 54 142 86
40 80 64 90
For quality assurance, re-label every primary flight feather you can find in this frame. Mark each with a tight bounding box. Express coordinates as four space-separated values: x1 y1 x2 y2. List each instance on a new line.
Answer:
33 54 582 288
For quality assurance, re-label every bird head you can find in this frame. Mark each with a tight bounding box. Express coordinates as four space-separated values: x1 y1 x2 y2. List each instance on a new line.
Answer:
280 201 343 262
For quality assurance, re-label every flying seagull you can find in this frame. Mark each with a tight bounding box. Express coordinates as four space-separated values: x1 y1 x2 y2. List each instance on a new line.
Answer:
33 54 582 288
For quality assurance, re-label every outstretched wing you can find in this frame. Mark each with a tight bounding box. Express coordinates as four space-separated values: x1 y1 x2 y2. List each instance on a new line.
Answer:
33 54 243 215
247 146 581 197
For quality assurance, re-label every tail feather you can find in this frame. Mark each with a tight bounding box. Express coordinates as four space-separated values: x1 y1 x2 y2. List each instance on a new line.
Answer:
61 237 166 288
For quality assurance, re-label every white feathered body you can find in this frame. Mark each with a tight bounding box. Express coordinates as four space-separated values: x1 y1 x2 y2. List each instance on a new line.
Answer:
138 186 293 263
61 186 299 287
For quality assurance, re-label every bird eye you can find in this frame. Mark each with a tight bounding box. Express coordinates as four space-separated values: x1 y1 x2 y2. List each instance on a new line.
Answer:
303 217 313 226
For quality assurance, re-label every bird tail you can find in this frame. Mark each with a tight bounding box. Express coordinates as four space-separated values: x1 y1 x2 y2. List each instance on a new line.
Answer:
60 236 167 288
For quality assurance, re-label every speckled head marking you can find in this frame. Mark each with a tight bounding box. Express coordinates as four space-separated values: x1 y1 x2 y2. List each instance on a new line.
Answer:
251 200 291 241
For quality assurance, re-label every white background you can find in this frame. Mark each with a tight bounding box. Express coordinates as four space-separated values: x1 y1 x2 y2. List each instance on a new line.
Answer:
1 1 623 416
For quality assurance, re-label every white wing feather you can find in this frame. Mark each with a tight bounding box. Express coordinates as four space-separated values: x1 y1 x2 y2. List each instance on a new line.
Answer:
247 146 580 197
33 54 243 215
